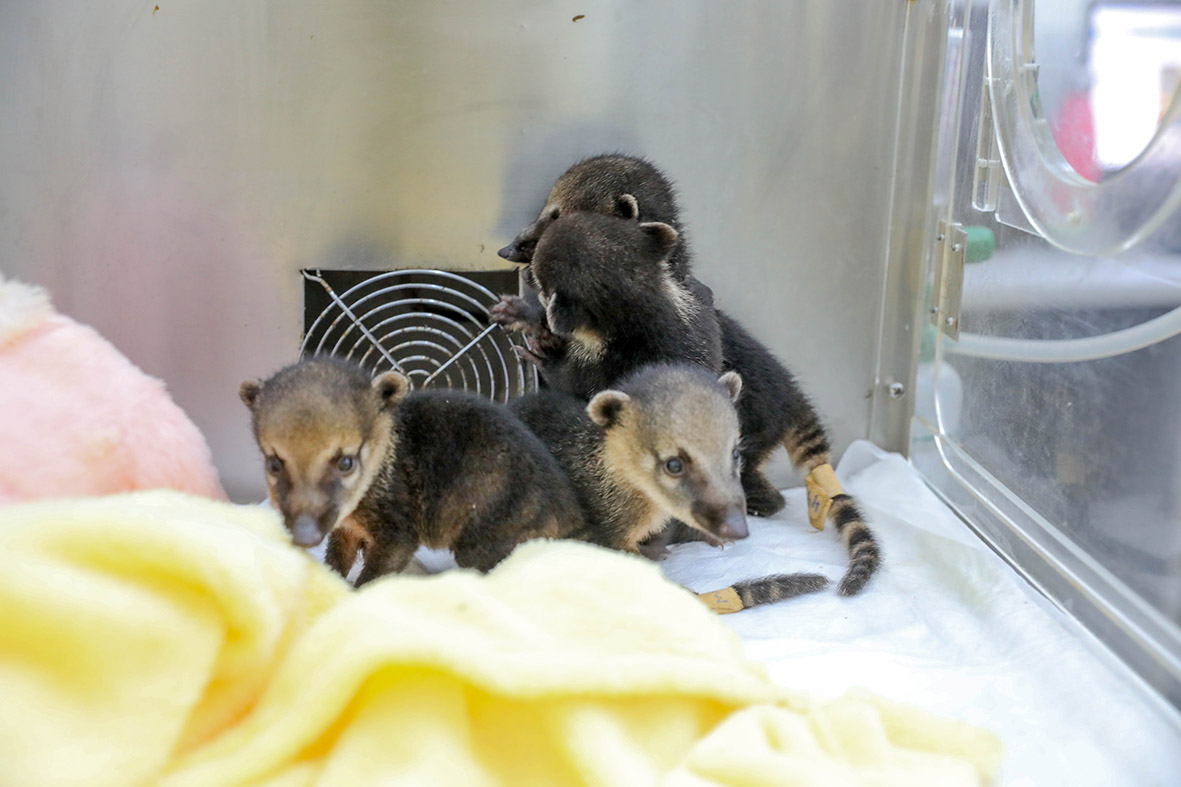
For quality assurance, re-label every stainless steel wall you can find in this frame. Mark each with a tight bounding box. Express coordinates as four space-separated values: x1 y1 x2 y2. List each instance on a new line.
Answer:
0 2 914 501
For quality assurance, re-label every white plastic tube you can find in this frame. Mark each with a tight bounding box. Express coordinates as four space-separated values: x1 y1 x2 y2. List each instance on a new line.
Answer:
947 304 1181 363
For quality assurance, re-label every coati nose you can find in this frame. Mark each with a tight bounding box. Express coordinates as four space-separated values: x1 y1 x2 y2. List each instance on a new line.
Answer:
717 506 749 541
693 501 749 542
290 514 325 547
499 237 537 263
499 243 534 263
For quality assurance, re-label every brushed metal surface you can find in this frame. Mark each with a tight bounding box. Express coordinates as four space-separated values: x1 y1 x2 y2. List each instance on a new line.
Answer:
0 1 911 500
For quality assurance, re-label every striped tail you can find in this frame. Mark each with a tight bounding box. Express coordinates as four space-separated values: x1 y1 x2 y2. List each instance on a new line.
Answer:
698 572 828 613
782 416 881 597
829 493 880 595
733 572 829 608
782 411 832 475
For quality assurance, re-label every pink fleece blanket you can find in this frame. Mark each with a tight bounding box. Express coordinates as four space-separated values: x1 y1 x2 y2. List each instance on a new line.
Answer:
0 276 224 503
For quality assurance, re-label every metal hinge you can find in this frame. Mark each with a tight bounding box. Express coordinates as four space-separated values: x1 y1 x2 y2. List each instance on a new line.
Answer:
931 219 966 340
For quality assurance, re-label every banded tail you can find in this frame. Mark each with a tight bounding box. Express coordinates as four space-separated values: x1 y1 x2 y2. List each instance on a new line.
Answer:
783 419 881 596
733 572 829 608
698 572 828 614
829 493 879 595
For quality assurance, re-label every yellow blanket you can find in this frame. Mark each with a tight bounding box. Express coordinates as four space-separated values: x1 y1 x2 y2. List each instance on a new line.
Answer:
0 492 1001 786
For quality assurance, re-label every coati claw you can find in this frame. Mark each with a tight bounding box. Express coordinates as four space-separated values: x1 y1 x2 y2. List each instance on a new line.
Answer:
509 326 566 368
510 344 546 368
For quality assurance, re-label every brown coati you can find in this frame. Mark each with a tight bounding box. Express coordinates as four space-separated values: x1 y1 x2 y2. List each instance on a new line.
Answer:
511 362 830 610
239 356 586 586
497 153 880 596
493 212 723 400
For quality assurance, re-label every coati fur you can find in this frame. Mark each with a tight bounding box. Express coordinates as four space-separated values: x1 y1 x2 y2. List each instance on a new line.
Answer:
493 212 723 400
511 362 829 609
240 356 585 585
499 153 692 279
498 153 880 596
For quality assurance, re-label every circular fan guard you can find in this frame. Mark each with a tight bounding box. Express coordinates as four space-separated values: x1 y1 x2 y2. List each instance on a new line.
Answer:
301 269 537 402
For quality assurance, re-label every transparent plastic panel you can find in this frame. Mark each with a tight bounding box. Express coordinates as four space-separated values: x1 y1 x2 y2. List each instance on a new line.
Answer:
987 0 1181 255
914 0 1181 707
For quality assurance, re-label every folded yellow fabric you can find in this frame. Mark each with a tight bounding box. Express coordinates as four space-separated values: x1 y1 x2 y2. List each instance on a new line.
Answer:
0 492 1001 786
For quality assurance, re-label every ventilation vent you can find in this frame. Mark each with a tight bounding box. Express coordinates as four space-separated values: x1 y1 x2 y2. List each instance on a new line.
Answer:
301 268 537 402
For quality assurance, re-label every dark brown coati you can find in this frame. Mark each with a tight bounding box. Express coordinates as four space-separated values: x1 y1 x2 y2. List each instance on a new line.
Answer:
239 356 586 586
511 362 829 610
499 153 692 279
497 153 880 596
493 212 723 400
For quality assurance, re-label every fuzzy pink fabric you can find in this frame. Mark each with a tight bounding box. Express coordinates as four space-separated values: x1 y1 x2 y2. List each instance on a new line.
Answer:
0 278 225 504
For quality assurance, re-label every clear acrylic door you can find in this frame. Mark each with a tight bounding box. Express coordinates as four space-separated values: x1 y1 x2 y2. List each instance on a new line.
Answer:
911 0 1181 707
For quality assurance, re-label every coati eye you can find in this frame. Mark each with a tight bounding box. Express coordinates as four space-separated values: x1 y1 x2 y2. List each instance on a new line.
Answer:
732 449 742 463
265 456 283 475
549 208 560 221
337 455 356 474
664 457 684 476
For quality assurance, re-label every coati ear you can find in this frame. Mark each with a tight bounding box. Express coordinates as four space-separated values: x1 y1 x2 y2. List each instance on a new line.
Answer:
239 379 263 409
614 193 640 220
719 371 743 403
639 222 679 257
587 390 632 429
372 371 410 410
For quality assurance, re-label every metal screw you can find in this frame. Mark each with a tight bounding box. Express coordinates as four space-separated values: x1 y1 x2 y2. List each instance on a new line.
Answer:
887 382 906 399
936 233 945 242
951 243 962 252
944 315 956 327
928 306 939 315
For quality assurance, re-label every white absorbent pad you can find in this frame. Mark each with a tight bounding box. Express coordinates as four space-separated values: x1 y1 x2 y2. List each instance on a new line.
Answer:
658 440 1181 786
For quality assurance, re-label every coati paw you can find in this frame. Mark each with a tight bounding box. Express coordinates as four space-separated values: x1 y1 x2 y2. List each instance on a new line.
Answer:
637 540 671 561
742 472 787 517
661 521 725 548
489 295 540 332
530 326 565 354
746 495 786 518
511 328 565 367
511 343 547 368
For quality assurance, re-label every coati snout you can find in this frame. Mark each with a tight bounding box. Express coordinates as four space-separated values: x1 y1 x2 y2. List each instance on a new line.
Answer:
239 359 409 547
498 214 545 262
498 194 637 264
588 365 748 543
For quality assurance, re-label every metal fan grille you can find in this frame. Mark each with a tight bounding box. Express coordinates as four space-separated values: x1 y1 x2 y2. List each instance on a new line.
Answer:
301 269 536 401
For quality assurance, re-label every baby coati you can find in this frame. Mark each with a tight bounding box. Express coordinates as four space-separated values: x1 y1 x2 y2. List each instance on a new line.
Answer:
497 153 880 596
511 362 829 609
493 212 723 400
499 153 692 279
240 356 585 585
